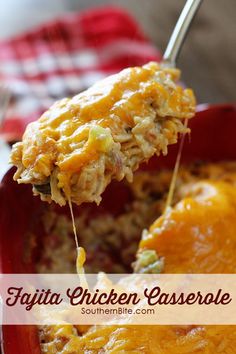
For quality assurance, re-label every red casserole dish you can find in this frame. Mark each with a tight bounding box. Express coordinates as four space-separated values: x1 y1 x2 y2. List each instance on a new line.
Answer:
1 103 236 354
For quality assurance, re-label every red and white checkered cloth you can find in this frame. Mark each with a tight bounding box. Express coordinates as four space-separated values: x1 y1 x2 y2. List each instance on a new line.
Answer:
0 6 161 140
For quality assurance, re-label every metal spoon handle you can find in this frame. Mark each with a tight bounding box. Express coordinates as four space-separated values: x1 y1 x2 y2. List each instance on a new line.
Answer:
163 0 203 67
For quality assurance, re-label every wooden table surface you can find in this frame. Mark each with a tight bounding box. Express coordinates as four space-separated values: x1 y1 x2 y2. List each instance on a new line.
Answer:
0 0 235 104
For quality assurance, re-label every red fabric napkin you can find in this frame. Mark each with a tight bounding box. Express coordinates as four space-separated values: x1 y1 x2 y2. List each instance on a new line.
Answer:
0 6 161 140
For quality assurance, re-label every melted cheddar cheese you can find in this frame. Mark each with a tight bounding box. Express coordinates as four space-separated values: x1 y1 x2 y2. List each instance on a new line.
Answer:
40 324 236 353
140 180 236 273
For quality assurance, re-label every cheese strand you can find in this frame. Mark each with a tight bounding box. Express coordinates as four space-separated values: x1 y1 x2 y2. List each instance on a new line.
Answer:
68 198 88 288
165 118 188 211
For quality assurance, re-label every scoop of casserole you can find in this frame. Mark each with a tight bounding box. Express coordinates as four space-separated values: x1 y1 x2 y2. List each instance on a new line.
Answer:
10 62 195 206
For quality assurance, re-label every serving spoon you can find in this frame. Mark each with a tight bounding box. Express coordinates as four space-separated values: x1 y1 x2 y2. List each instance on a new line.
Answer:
34 0 203 196
163 0 202 67
163 0 203 209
